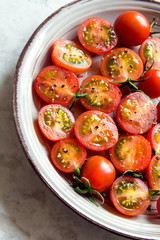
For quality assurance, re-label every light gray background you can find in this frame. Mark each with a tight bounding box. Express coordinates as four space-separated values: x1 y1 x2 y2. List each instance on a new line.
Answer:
0 0 134 239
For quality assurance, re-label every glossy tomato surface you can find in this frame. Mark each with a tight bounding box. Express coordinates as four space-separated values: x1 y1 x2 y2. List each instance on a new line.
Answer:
147 123 160 154
79 75 122 113
116 92 158 134
74 110 118 151
145 154 160 190
34 65 80 106
50 138 87 173
110 175 150 216
114 11 150 47
38 104 75 141
51 39 92 73
139 37 160 69
78 17 118 54
100 47 143 83
109 134 152 172
137 69 160 99
81 156 116 193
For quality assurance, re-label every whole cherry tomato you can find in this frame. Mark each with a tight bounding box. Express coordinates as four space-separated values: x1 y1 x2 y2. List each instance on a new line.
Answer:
81 156 116 193
138 69 160 98
114 11 151 47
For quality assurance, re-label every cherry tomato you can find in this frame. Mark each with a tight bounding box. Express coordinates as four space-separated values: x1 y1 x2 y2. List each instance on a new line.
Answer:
78 17 118 54
74 110 118 151
51 39 92 74
79 75 122 113
147 123 160 154
50 138 87 173
137 69 160 99
100 47 143 84
109 134 152 172
139 37 160 69
114 11 151 47
110 175 150 216
157 197 160 214
34 65 80 106
81 156 116 193
116 92 158 134
38 104 75 141
145 154 160 190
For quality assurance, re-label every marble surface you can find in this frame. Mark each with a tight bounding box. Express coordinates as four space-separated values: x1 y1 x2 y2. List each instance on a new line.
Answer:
0 0 138 239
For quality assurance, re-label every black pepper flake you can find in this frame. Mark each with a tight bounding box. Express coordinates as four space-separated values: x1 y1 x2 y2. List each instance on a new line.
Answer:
63 148 68 153
95 126 99 129
74 85 77 87
61 84 65 88
134 111 137 114
54 84 57 87
124 49 129 53
156 156 160 160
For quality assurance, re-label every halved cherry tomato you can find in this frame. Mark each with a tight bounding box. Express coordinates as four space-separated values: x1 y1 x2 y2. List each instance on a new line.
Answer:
137 69 160 99
157 197 160 214
110 175 150 216
139 37 160 69
79 75 122 113
51 39 92 74
109 134 152 172
34 65 80 106
74 110 118 151
100 48 143 84
50 138 87 173
116 92 158 134
145 154 160 190
78 17 118 54
114 11 150 47
38 104 75 141
81 156 116 193
147 123 160 154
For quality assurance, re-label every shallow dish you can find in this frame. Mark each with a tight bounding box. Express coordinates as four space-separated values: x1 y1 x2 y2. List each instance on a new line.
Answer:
13 0 160 239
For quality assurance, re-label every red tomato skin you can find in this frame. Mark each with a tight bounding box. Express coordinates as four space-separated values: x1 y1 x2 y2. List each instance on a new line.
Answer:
38 104 75 141
137 69 160 99
34 65 80 106
157 197 160 214
147 123 160 155
110 175 150 216
81 156 116 193
114 11 150 47
145 154 160 190
78 17 118 54
79 75 122 113
116 92 158 135
109 134 152 172
74 110 118 151
51 39 92 74
139 37 160 69
50 138 87 173
100 47 143 84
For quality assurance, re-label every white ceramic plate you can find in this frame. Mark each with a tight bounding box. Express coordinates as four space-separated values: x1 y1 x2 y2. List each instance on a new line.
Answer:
13 0 160 239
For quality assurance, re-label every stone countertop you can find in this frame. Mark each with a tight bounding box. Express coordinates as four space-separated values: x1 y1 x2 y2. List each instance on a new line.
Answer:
0 0 132 239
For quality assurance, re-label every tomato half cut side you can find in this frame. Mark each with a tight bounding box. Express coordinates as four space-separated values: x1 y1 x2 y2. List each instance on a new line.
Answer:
34 65 80 106
147 123 160 155
114 11 150 47
139 37 160 69
78 17 118 54
109 134 152 172
50 138 87 173
38 104 75 141
51 39 92 74
116 92 158 134
74 110 118 151
145 154 160 190
100 48 143 84
79 75 122 113
80 156 116 193
110 175 150 216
